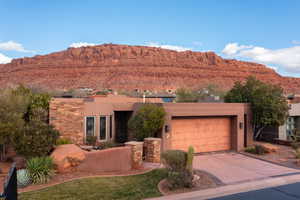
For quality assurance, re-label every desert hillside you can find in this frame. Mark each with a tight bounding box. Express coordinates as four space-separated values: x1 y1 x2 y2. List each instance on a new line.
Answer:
0 44 299 93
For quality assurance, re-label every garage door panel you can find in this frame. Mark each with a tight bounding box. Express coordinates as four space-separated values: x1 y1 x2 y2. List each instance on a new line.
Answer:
171 117 231 153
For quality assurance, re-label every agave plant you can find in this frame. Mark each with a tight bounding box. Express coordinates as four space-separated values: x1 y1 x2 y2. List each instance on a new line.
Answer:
17 169 31 188
26 156 54 184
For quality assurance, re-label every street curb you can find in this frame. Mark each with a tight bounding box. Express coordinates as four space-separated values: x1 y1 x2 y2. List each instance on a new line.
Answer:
146 174 300 200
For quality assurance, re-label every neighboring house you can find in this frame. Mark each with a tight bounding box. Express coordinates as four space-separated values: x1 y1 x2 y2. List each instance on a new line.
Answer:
278 103 300 141
287 94 300 104
49 94 253 153
261 103 300 142
141 94 176 103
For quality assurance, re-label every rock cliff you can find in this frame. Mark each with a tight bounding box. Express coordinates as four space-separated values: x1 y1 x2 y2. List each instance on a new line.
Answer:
0 44 299 93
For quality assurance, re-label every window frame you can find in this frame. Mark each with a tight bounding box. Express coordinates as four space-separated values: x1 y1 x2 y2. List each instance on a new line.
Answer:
99 115 108 141
85 116 96 139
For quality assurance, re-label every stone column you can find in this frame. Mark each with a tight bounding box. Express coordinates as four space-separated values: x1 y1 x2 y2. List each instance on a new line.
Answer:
125 141 144 169
144 138 161 163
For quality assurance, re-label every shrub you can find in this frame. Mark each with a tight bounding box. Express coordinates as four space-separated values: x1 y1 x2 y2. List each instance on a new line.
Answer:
0 85 52 150
17 169 31 188
161 149 195 190
161 150 187 172
56 138 73 145
244 146 256 154
12 121 59 158
167 170 193 189
128 104 166 141
245 145 269 155
294 149 300 159
98 141 119 149
26 157 54 184
86 135 97 146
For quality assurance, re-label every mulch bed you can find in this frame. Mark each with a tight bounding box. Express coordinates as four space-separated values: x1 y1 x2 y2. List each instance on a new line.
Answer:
158 170 224 195
242 142 300 169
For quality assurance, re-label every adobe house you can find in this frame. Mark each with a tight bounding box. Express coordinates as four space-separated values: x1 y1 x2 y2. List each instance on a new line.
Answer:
49 94 253 153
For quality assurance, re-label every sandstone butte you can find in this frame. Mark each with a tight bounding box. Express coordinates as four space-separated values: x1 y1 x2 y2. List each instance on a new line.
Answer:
0 43 300 93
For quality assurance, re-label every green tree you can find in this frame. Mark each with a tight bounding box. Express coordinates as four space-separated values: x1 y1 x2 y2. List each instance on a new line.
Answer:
12 121 59 158
128 104 166 141
175 88 199 102
0 85 58 158
12 85 51 122
0 89 29 145
224 76 289 139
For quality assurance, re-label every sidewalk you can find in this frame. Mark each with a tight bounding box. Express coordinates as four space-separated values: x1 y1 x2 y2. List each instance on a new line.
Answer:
147 174 300 200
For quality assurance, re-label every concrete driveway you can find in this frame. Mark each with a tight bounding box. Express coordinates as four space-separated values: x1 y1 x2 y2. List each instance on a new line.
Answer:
193 152 300 184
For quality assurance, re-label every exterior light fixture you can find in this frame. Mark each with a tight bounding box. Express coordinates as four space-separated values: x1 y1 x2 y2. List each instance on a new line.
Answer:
165 125 169 133
239 122 243 129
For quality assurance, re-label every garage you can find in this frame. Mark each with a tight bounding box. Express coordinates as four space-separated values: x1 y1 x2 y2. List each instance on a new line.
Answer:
170 117 232 153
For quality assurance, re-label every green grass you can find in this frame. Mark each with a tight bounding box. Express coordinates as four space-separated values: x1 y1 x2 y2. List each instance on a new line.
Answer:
19 169 168 200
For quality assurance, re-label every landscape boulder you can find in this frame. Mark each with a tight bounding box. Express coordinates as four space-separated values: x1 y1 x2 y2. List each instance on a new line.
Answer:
51 144 86 173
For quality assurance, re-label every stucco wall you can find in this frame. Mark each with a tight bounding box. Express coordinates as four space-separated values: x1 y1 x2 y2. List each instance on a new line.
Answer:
289 104 300 116
161 103 253 152
77 146 132 172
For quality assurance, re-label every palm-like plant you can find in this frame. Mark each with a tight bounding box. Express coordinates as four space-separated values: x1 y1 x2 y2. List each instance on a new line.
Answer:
26 157 54 184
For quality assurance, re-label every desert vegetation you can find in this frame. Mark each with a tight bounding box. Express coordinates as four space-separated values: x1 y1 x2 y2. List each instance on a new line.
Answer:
128 104 166 141
225 76 289 140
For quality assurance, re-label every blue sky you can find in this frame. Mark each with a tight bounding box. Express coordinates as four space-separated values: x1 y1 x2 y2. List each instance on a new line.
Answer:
1 0 300 76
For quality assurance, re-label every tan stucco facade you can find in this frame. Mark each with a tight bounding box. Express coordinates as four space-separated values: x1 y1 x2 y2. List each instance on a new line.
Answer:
159 103 253 152
50 95 253 152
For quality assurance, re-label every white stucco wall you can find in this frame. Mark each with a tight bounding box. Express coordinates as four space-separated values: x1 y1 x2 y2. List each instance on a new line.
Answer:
278 124 287 140
289 104 300 116
279 103 300 141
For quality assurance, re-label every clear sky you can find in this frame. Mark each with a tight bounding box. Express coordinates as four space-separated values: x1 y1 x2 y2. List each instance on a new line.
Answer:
1 0 300 77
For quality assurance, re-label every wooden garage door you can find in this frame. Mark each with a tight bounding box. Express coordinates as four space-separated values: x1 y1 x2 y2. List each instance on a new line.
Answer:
171 117 231 153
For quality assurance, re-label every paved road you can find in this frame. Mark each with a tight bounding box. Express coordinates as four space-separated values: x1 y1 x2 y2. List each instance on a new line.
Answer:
207 182 300 200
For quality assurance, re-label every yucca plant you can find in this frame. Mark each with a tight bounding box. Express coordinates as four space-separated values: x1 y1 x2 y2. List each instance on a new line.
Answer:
26 156 54 184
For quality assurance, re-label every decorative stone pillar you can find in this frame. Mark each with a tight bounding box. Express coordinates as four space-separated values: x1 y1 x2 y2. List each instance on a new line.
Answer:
144 138 161 163
125 141 144 169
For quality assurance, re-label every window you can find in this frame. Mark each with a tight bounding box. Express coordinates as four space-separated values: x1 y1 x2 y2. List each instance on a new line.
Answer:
100 116 106 140
287 117 295 131
110 115 112 138
86 117 95 137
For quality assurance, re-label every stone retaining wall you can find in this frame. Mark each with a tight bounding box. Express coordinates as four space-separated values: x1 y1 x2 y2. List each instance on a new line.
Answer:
49 98 85 144
125 141 144 169
144 138 161 163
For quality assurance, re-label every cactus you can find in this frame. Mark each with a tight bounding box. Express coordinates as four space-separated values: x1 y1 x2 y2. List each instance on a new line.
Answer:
186 146 194 175
17 169 31 188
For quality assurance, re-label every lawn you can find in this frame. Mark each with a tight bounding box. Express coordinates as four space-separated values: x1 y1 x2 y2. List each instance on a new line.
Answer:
19 169 168 200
